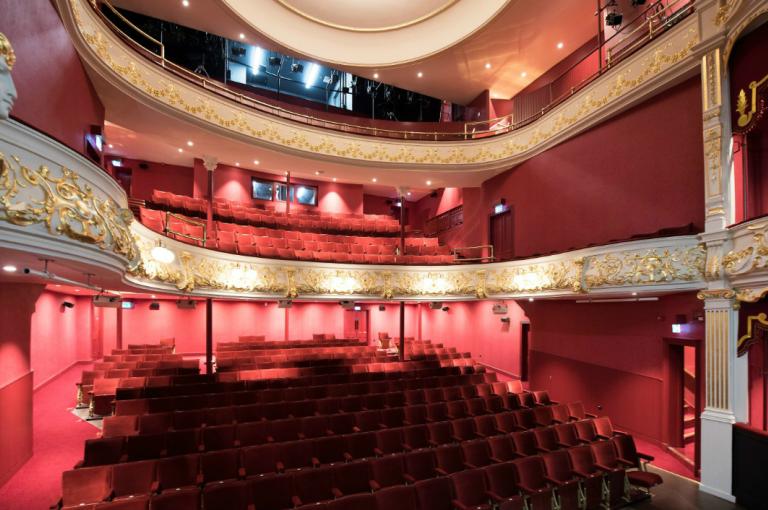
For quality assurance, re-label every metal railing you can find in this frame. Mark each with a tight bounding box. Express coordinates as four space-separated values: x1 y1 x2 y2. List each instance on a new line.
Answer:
164 211 207 247
92 0 694 142
452 245 495 263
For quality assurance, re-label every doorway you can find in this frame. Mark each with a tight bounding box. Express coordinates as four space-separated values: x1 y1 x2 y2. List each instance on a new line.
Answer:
344 309 369 342
490 209 514 261
115 167 133 197
665 338 703 476
520 322 530 381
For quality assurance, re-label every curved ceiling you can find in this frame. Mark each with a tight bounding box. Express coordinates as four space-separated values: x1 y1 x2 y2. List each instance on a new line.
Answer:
223 0 508 67
108 0 596 104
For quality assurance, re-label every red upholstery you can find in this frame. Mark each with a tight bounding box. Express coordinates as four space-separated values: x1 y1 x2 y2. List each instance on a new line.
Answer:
61 466 112 506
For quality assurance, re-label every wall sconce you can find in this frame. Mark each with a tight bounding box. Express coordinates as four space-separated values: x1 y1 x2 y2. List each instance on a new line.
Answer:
61 301 75 310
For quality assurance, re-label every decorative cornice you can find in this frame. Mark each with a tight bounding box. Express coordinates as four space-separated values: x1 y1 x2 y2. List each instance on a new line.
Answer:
697 289 736 300
60 0 702 170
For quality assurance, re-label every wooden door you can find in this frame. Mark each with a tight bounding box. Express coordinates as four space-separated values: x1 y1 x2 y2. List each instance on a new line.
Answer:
490 209 513 261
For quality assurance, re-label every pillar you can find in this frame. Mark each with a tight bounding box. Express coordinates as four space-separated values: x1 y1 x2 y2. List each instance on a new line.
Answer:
0 283 44 486
202 155 218 247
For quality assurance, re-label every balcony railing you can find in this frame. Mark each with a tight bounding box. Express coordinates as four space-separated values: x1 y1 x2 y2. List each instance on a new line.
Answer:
92 0 694 142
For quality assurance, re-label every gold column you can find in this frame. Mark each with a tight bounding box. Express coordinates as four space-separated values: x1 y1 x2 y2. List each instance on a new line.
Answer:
701 48 729 232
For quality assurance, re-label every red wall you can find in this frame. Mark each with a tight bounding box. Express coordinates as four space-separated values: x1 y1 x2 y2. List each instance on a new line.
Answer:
458 77 705 256
108 157 194 202
420 300 528 376
363 194 397 216
1 0 104 156
30 291 93 389
520 292 704 442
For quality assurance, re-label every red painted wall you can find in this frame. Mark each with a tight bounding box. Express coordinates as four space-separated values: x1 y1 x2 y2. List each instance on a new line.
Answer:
519 292 704 441
107 157 194 202
30 292 93 389
363 194 397 216
1 0 104 156
420 300 528 376
458 77 705 256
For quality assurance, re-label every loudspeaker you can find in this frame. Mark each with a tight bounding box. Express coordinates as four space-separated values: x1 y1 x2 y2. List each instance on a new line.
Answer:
93 295 121 308
176 299 196 309
378 305 386 311
429 302 443 310
149 302 160 311
606 11 623 27
278 299 292 309
492 304 508 315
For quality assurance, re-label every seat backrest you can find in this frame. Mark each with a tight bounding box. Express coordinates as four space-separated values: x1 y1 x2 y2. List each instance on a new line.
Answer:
511 431 538 456
554 423 580 447
414 476 454 510
574 419 597 442
112 460 156 498
567 445 598 476
591 439 620 469
292 466 335 505
370 453 406 488
61 466 111 506
542 450 574 482
247 473 295 510
157 454 200 491
202 480 251 510
435 444 464 474
513 456 548 491
450 469 489 507
375 485 419 510
533 427 559 452
488 435 516 462
483 461 519 499
461 439 492 467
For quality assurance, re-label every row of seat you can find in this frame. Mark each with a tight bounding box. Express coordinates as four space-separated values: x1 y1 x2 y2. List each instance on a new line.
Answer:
215 353 466 371
139 208 454 265
85 403 591 468
221 336 365 348
112 345 175 355
63 431 658 510
112 372 505 417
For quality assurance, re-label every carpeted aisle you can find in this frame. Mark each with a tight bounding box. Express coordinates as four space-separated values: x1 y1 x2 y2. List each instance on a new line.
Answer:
0 363 98 510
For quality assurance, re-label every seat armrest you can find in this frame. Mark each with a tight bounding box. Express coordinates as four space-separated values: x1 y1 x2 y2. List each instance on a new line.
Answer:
343 452 353 462
572 469 592 478
435 467 449 476
637 452 655 461
428 440 440 447
312 457 320 467
596 434 611 440
332 488 343 498
594 463 615 472
325 429 334 436
544 476 563 486
490 456 505 464
195 473 204 486
297 433 306 440
517 483 538 494
233 440 241 447
238 467 246 479
378 423 388 429
403 444 414 452
369 480 381 491
616 458 634 468
536 446 552 453
450 435 462 443
266 436 275 443
403 420 413 426
403 474 416 484
556 442 572 449
452 499 471 510
150 481 160 493
276 461 285 473
373 447 384 456
463 462 478 469
585 413 597 418
352 426 361 433
291 496 302 507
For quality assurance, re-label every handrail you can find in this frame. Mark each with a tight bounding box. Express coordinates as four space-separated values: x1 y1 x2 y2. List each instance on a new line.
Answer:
452 245 495 263
92 0 693 142
164 211 207 247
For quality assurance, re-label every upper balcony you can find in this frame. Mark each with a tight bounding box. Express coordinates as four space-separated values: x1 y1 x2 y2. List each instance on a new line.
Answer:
58 0 710 176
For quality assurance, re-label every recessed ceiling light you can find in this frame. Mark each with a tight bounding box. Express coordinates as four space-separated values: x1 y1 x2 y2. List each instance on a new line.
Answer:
235 162 240 166
253 160 260 165
186 140 194 147
177 148 183 153
2 264 17 272
107 143 114 149
314 171 320 175
55 284 61 287
284 171 288 176
521 71 527 78
182 0 189 6
372 177 378 183
332 177 337 182
417 72 423 78
407 192 411 196
151 294 157 299
373 73 379 79
631 292 638 296
485 62 491 69
557 42 564 49
239 33 245 40
426 180 432 186
528 297 534 302
75 289 81 292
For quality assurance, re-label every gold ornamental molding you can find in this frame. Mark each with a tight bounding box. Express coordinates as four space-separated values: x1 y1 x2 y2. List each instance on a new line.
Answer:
0 152 137 261
697 289 737 300
723 222 768 276
723 4 768 64
62 0 701 169
735 72 768 131
714 0 743 27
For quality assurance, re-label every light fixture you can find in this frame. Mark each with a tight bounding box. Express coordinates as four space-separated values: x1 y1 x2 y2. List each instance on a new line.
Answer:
372 177 378 183
672 314 687 334
373 73 379 79
235 162 240 166
182 0 189 6
557 42 564 49
253 159 260 165
426 180 432 186
239 33 245 40
407 192 411 196
283 171 288 176
111 159 122 167
151 295 157 299
332 177 337 182
62 301 75 309
521 71 527 78
177 148 183 153
108 143 114 149
314 171 320 175
304 63 320 89
485 62 492 69
2 264 17 272
149 302 160 311
186 140 194 147
631 292 638 296
417 72 423 78
528 297 534 302
151 243 175 264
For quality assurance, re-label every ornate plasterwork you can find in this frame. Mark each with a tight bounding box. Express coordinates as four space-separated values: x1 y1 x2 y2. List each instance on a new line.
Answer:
62 0 701 169
0 151 137 260
722 222 768 275
124 223 706 300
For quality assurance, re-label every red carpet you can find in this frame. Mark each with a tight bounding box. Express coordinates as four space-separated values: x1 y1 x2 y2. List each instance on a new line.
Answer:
0 363 98 510
634 437 696 480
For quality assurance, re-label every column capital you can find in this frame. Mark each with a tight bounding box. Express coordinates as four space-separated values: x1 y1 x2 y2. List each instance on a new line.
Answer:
202 155 218 172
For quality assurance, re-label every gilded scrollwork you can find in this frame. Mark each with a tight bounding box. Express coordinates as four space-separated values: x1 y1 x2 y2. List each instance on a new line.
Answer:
67 0 700 167
583 246 705 288
0 152 137 260
485 260 582 295
722 223 768 276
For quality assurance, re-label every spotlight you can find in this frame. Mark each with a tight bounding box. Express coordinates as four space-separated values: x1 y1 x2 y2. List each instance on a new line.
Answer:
485 62 491 69
186 140 194 147
291 63 304 73
605 11 623 27
182 0 189 6
2 264 17 272
417 72 423 78
239 33 245 40
373 73 379 79
528 297 534 302
372 177 377 183
253 160 260 165
62 301 75 309
268 57 282 67
378 305 386 311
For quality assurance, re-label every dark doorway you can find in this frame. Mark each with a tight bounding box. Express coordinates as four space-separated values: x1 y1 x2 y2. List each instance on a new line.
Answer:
520 322 530 381
490 209 513 261
115 167 133 197
665 338 703 476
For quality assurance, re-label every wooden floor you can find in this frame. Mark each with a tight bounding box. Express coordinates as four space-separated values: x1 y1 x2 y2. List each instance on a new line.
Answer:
632 467 744 510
